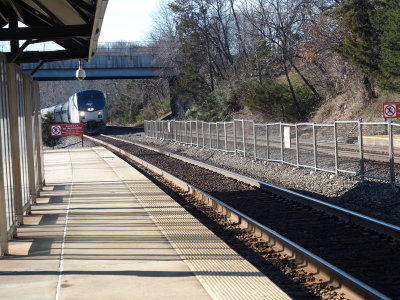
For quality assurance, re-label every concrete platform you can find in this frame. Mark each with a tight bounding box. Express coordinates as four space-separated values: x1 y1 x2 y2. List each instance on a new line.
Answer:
0 147 290 300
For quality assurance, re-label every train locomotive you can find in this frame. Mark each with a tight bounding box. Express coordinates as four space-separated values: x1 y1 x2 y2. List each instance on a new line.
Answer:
41 89 107 134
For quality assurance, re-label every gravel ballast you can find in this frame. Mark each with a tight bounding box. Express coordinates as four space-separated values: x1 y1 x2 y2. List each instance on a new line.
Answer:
108 131 400 227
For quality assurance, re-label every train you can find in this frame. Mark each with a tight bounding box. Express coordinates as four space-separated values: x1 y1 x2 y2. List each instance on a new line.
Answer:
41 89 107 134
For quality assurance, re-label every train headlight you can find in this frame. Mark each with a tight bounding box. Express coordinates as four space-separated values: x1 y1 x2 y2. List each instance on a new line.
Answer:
88 107 94 112
98 111 102 115
79 111 85 117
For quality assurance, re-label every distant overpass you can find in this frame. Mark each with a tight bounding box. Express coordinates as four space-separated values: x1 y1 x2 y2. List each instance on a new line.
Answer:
20 43 176 81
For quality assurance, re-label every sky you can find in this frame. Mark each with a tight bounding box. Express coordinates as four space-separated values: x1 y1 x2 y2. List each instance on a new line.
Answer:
98 0 161 42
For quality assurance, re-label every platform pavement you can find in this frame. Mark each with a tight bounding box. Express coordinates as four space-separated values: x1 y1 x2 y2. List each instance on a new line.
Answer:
0 147 290 300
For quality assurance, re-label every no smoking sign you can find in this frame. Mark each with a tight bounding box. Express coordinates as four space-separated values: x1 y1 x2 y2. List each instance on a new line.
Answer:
383 102 400 119
51 125 62 136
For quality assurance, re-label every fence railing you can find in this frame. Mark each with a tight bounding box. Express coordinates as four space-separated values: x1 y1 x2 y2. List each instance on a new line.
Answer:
144 119 400 185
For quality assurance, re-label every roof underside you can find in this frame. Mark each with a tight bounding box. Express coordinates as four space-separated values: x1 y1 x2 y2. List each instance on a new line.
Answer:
0 0 108 63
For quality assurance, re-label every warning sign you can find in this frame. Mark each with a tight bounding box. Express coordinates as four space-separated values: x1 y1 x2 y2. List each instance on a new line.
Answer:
51 123 84 137
383 102 400 119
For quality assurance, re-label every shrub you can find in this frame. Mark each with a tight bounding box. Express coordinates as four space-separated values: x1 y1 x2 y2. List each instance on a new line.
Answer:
41 113 61 147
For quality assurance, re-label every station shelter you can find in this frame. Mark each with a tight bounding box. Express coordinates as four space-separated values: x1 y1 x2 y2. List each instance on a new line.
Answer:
0 0 108 255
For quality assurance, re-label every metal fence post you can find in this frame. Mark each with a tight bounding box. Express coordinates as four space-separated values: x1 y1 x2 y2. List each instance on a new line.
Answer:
313 122 317 171
233 120 237 155
242 119 246 157
224 122 227 152
295 124 299 167
388 121 395 184
196 120 199 146
266 124 269 160
190 121 193 145
280 122 284 163
173 120 176 141
216 123 220 150
209 122 212 149
155 121 158 140
184 121 188 144
334 120 338 174
358 120 365 182
202 121 205 148
253 120 257 160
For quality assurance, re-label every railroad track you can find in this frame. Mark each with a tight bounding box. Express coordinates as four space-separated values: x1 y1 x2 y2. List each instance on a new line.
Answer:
86 134 400 299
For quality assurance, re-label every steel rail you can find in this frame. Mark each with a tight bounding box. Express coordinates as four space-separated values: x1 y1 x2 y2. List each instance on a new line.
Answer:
86 134 390 300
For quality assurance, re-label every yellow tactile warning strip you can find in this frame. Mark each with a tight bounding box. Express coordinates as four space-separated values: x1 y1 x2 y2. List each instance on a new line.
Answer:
94 147 291 300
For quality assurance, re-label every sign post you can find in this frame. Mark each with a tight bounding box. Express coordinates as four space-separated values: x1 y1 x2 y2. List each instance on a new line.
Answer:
383 102 400 119
51 123 85 148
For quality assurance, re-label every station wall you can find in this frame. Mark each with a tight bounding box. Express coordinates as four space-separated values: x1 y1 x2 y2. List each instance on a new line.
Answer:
0 54 44 255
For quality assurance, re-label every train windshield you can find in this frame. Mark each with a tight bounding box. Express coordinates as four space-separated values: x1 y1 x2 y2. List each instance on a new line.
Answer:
77 91 105 111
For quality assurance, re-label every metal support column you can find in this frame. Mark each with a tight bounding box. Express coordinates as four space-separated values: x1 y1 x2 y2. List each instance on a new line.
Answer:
33 81 44 188
8 64 24 226
242 119 246 157
23 74 36 205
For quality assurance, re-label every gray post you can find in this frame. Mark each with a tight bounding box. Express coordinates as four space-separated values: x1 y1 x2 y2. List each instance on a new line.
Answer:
253 121 257 160
33 81 44 189
334 121 339 174
174 120 177 141
358 120 365 182
233 120 237 155
295 124 299 167
313 123 317 171
224 122 227 152
388 121 395 184
209 122 212 149
202 121 205 148
185 121 187 144
8 63 24 226
216 123 220 150
190 121 193 145
280 123 284 163
23 74 37 205
266 124 269 160
196 120 199 146
155 121 158 139
242 119 246 157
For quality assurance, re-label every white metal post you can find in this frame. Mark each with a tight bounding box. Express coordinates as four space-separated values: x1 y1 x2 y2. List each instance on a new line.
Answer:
224 122 227 152
233 120 237 155
190 121 193 145
280 123 284 163
253 120 256 160
388 121 395 184
202 121 205 148
313 123 317 170
242 119 246 157
358 120 364 182
216 123 220 150
334 121 338 174
266 124 269 160
196 120 199 146
295 124 299 167
185 121 187 144
209 122 212 149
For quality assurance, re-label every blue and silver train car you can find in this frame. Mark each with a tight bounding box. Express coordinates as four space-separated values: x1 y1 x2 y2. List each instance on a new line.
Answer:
41 90 107 134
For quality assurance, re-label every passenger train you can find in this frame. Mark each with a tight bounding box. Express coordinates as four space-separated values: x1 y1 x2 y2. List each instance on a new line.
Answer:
41 90 107 134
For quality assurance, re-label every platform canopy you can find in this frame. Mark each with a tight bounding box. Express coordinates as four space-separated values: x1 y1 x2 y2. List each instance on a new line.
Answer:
0 0 108 63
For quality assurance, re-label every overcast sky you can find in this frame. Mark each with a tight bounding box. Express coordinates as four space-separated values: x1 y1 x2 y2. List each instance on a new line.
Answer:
99 0 160 42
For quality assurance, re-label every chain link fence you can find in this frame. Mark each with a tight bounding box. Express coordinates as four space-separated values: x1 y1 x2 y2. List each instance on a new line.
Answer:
144 119 400 185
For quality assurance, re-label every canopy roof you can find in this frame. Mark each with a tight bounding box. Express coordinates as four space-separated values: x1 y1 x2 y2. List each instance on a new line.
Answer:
0 0 108 63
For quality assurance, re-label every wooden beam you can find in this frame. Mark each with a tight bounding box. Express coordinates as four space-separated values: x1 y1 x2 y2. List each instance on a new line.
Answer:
6 49 89 63
0 24 92 41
